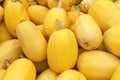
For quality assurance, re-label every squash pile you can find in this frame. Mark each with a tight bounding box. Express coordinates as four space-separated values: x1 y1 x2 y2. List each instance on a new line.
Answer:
0 0 120 80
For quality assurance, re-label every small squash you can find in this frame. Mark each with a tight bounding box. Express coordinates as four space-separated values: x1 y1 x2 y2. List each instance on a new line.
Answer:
16 21 47 62
47 21 78 73
2 58 36 80
4 0 29 37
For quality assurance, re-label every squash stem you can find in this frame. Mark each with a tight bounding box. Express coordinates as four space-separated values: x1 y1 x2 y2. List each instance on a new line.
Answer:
58 0 62 8
56 19 63 30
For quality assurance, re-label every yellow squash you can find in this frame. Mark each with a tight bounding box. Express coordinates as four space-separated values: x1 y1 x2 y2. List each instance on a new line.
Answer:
4 1 29 37
36 69 58 80
80 0 96 13
0 69 6 80
0 6 3 22
27 5 49 25
103 25 120 57
16 21 47 62
48 0 82 11
77 50 120 80
88 0 120 32
0 39 23 70
36 0 48 6
57 69 87 80
36 24 47 38
47 28 78 73
111 65 120 80
44 7 69 37
2 58 36 80
75 14 102 50
0 22 13 43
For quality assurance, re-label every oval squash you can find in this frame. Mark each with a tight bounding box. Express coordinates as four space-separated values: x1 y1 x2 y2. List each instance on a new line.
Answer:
47 28 78 73
16 21 47 62
4 1 29 37
2 58 36 80
75 14 102 50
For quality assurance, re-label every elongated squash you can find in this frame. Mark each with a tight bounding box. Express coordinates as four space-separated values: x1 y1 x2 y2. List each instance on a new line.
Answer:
16 21 47 62
0 39 23 70
4 1 29 37
75 14 102 50
2 58 36 80
47 28 78 73
88 0 120 32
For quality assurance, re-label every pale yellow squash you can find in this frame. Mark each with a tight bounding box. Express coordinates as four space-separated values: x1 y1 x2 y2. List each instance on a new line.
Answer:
111 65 120 80
47 0 81 11
36 69 58 80
80 0 96 13
75 14 102 50
77 50 120 80
2 58 36 80
16 21 47 62
0 39 23 70
44 7 69 37
47 29 78 73
0 69 6 80
103 25 120 57
57 69 87 80
36 0 48 6
88 0 120 32
0 22 13 43
28 5 49 25
4 1 29 37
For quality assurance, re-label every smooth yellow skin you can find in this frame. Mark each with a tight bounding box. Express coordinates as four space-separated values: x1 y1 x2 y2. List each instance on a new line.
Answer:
37 24 47 38
77 50 120 80
111 65 120 80
16 21 47 62
80 0 96 13
3 0 37 9
103 25 120 57
75 14 102 50
3 0 10 8
88 0 120 32
28 5 49 25
57 69 87 80
3 0 29 9
67 10 83 25
3 58 36 80
115 0 120 8
0 6 3 22
0 22 12 43
0 39 23 70
34 60 49 73
28 0 37 6
36 69 58 80
36 0 48 6
4 1 30 37
44 7 69 37
47 0 81 11
47 29 78 73
0 69 6 80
